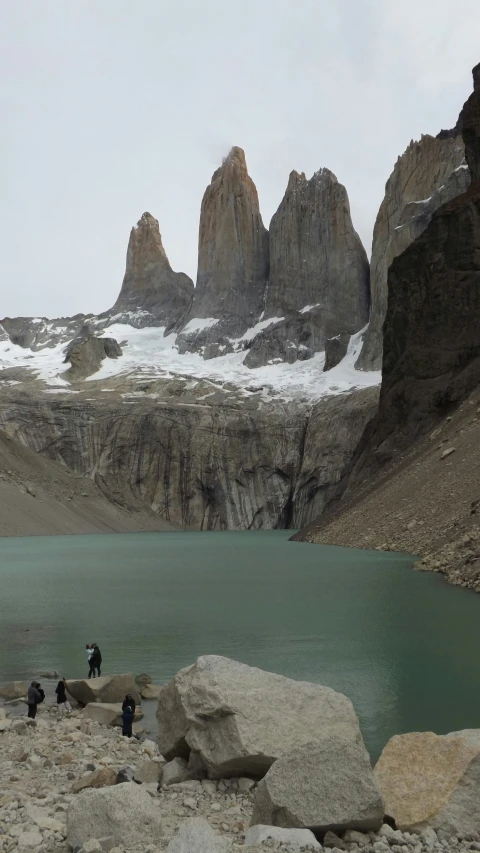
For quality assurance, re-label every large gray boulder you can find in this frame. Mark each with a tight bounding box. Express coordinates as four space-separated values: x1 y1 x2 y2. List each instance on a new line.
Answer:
81 702 143 727
0 681 28 701
165 817 229 853
64 333 122 379
374 730 480 834
66 674 140 707
156 656 361 778
67 783 163 849
251 737 384 834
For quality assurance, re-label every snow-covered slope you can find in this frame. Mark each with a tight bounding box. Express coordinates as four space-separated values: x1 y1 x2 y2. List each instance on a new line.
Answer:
0 322 380 403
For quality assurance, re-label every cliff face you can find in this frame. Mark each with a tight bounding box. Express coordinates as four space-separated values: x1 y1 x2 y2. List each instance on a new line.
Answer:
296 64 480 591
267 169 369 324
356 133 470 371
177 147 269 351
242 169 370 369
0 388 377 531
112 212 194 331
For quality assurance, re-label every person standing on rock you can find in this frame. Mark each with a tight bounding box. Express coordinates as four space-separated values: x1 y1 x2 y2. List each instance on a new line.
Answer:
122 694 136 715
90 644 102 677
55 677 71 719
121 704 134 738
27 681 42 719
86 644 95 678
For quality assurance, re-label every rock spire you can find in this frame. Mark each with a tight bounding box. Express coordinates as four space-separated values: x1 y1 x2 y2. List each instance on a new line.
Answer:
113 212 194 331
178 147 269 349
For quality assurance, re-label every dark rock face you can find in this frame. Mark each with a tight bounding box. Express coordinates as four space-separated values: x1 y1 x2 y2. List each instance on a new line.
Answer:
356 134 470 371
349 64 480 478
64 334 122 379
267 169 369 324
112 212 194 332
242 169 369 369
323 334 350 372
178 148 269 352
463 63 480 183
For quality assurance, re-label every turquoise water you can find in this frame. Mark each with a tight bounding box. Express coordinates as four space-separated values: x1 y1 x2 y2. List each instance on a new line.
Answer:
0 531 479 760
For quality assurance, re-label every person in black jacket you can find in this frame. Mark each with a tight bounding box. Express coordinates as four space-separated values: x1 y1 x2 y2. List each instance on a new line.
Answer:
121 704 134 738
90 644 102 677
55 677 72 719
122 694 136 715
27 682 42 719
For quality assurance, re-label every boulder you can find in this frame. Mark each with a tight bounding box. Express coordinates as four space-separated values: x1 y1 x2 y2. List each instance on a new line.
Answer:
251 737 384 834
71 768 118 793
81 703 143 727
141 684 162 700
165 817 229 853
64 334 122 380
324 333 350 372
67 783 163 849
134 673 152 687
161 757 188 786
0 681 28 701
245 825 321 849
134 760 162 784
66 674 140 707
374 730 480 834
156 655 361 778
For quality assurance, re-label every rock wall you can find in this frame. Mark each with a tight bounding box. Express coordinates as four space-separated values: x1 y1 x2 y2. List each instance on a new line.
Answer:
177 147 269 352
356 132 469 371
253 169 369 367
0 389 378 531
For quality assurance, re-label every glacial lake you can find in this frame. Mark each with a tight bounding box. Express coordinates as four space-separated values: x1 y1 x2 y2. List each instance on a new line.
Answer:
1 530 479 761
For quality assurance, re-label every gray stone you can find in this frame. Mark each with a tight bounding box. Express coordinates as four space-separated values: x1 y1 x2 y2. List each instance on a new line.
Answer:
245 825 321 848
133 760 162 784
66 675 140 707
157 655 361 778
17 830 43 849
0 681 28 701
67 782 163 849
161 757 188 786
64 334 122 380
252 737 384 833
81 703 143 727
165 817 229 853
324 333 350 372
323 831 347 849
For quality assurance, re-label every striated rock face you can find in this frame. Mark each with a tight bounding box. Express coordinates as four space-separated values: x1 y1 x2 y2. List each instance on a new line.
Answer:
112 212 194 331
241 169 370 369
267 169 369 325
177 147 269 350
356 132 470 371
0 388 377 531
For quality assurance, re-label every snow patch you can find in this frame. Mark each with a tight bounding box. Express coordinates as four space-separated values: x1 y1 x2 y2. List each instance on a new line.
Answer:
181 317 219 335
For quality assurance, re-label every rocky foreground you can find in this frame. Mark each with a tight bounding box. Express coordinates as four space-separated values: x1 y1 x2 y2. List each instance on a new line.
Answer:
2 659 480 853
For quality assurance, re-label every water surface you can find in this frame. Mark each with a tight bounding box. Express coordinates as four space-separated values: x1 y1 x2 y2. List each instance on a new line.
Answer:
0 531 478 760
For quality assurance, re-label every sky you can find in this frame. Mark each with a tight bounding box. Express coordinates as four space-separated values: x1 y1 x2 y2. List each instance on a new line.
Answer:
1 0 479 318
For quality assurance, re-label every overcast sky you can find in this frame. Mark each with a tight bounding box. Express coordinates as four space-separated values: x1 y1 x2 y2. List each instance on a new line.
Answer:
1 0 479 318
